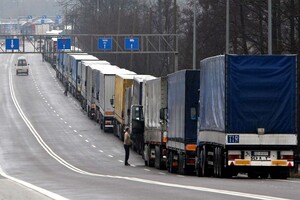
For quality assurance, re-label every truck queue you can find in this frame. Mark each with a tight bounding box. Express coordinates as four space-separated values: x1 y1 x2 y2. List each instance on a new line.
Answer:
43 38 297 179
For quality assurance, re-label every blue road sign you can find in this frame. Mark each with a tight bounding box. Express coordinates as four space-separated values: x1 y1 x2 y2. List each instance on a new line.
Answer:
55 15 62 24
28 15 32 20
6 38 19 50
124 38 139 50
98 38 112 50
42 15 47 19
41 19 45 24
57 38 71 50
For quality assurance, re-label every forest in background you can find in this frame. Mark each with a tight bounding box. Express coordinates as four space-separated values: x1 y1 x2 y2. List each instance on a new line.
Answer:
58 0 300 77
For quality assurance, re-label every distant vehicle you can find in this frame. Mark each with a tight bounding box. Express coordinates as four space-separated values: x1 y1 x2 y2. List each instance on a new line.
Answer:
15 56 29 76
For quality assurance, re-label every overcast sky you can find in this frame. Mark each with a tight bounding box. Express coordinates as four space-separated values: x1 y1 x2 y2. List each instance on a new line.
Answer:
0 0 61 19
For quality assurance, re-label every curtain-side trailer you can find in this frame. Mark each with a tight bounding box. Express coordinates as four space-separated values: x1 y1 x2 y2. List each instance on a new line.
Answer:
196 55 297 179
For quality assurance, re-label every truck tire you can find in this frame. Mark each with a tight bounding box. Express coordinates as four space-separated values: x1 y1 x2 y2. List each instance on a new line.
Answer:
195 147 203 177
201 145 210 177
178 153 187 175
217 147 224 178
270 168 289 179
167 151 177 173
155 146 162 169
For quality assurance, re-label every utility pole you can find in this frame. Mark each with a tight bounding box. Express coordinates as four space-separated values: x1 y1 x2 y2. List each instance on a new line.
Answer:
193 0 196 69
174 0 178 72
268 0 272 54
226 0 230 54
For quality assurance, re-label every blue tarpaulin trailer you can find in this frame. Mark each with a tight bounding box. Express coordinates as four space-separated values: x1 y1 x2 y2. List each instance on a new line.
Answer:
196 54 297 179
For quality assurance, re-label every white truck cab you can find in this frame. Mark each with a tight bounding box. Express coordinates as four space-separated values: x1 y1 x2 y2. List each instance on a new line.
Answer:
15 56 29 76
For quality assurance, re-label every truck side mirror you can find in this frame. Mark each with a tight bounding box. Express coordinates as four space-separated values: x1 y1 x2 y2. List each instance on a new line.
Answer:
110 95 115 107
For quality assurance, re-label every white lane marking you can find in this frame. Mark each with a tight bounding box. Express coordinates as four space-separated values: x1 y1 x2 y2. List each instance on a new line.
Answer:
8 59 69 200
53 110 56 113
92 145 96 148
85 140 89 143
69 125 72 128
118 160 124 163
47 104 50 106
279 180 300 184
159 172 166 175
108 155 113 158
50 107 53 109
177 175 185 178
79 135 83 137
74 130 77 133
64 122 67 124
56 114 59 117
99 150 103 153
144 169 151 172
0 167 68 200
60 118 63 121
8 66 291 200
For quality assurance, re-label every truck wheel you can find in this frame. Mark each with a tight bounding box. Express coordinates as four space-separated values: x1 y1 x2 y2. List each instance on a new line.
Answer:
195 155 202 177
201 145 210 177
178 154 187 175
168 151 176 173
217 147 224 178
270 168 289 179
155 146 161 169
144 144 149 166
213 147 218 177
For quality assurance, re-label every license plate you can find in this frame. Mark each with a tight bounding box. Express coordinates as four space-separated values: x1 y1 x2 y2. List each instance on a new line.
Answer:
251 151 270 161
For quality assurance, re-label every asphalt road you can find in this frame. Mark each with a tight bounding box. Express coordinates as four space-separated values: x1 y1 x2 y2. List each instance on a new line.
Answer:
0 53 299 200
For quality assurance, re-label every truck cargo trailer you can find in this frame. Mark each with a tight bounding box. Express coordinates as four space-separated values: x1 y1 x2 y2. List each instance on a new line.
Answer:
196 55 297 179
166 70 200 175
98 67 135 132
143 76 168 169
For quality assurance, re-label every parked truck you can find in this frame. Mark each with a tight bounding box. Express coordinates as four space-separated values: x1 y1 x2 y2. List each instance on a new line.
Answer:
79 60 110 111
98 68 135 132
143 77 168 169
196 55 297 179
113 74 137 139
128 75 156 155
85 63 118 120
165 70 200 175
69 54 99 98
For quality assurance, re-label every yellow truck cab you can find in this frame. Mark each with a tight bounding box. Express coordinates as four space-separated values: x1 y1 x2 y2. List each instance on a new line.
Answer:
15 56 29 75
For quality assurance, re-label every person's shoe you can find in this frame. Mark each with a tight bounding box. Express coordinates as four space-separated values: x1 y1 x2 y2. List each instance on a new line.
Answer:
125 163 130 166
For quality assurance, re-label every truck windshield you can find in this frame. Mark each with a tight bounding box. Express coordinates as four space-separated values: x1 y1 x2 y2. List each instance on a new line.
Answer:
132 106 144 121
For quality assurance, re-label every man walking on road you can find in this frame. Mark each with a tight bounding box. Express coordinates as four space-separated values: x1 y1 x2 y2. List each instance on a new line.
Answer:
124 127 132 166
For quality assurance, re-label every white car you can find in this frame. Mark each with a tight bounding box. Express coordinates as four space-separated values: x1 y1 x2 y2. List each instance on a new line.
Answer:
15 56 29 76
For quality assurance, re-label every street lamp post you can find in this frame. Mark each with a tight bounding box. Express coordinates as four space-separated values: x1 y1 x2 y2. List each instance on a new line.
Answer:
268 0 272 54
193 0 196 70
226 0 230 54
